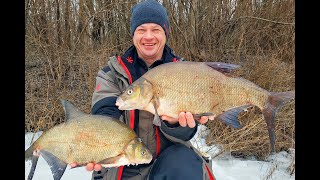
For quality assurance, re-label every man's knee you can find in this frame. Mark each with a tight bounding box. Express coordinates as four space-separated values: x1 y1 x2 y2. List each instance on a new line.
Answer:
149 144 203 180
161 144 202 161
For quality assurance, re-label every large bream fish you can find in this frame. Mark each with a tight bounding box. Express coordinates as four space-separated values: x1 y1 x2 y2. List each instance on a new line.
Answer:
116 61 295 152
25 99 152 180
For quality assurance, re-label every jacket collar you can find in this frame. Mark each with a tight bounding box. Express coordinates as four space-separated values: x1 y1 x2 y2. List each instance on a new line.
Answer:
119 44 181 82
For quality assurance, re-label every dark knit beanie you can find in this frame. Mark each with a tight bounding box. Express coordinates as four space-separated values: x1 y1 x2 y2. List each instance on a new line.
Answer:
130 0 170 37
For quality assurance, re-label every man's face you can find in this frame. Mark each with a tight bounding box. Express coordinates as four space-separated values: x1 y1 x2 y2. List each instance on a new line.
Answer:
133 23 166 63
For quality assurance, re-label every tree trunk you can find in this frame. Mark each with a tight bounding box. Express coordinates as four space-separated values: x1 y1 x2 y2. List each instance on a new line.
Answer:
55 0 62 45
64 0 71 49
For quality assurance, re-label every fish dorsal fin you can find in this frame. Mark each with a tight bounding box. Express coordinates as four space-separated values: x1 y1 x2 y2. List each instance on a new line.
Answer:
216 104 252 128
40 150 68 180
60 99 87 121
205 62 241 73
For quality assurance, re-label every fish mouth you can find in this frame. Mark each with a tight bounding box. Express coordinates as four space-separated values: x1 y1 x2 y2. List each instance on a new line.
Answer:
116 98 134 110
115 97 122 106
115 98 125 110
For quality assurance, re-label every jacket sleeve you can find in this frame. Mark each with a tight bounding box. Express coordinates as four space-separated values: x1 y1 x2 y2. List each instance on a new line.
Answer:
159 119 198 141
91 66 123 119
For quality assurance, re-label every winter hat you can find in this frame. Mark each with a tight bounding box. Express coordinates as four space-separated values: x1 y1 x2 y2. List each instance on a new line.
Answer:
130 0 170 37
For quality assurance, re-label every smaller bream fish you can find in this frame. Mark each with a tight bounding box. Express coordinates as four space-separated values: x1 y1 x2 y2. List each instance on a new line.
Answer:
116 61 295 152
25 99 152 180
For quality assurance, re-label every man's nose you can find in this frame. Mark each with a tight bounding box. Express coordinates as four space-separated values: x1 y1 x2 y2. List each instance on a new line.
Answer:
143 30 154 39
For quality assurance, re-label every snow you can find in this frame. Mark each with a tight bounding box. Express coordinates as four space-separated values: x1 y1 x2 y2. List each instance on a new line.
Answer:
25 125 295 180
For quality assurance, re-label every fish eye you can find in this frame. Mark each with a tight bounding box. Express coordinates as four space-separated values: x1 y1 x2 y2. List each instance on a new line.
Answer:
141 150 146 156
127 89 133 95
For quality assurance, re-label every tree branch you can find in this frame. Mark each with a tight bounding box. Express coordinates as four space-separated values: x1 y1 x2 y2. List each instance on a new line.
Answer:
232 16 294 25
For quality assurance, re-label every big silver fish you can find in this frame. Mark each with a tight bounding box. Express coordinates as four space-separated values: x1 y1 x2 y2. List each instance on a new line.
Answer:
25 99 152 180
115 61 295 152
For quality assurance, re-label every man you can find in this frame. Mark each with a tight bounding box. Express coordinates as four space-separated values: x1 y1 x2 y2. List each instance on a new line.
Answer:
71 0 215 179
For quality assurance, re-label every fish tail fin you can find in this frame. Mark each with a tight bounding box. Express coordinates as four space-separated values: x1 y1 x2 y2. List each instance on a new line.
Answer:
262 90 295 153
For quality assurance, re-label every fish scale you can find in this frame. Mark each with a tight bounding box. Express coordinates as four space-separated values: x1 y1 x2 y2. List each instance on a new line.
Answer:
34 117 135 164
150 62 236 115
153 64 214 114
25 99 152 180
116 61 295 153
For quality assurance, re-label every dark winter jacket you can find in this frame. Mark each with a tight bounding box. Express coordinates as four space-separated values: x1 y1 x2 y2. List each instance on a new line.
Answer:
91 44 214 180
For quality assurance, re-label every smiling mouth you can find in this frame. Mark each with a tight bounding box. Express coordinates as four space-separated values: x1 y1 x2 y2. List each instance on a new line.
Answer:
142 43 156 46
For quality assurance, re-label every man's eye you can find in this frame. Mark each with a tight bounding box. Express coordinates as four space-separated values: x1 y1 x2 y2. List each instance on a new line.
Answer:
137 29 145 33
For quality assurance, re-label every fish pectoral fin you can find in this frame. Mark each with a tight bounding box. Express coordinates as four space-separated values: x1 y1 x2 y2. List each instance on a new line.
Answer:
216 105 252 129
193 113 214 120
205 62 241 73
153 115 161 126
40 150 67 180
27 153 40 180
98 154 128 167
152 97 161 126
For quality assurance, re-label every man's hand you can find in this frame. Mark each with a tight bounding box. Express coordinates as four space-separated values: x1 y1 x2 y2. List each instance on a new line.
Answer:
70 162 102 172
161 112 213 128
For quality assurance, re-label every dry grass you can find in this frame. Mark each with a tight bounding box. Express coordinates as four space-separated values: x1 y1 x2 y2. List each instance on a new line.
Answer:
25 0 295 161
